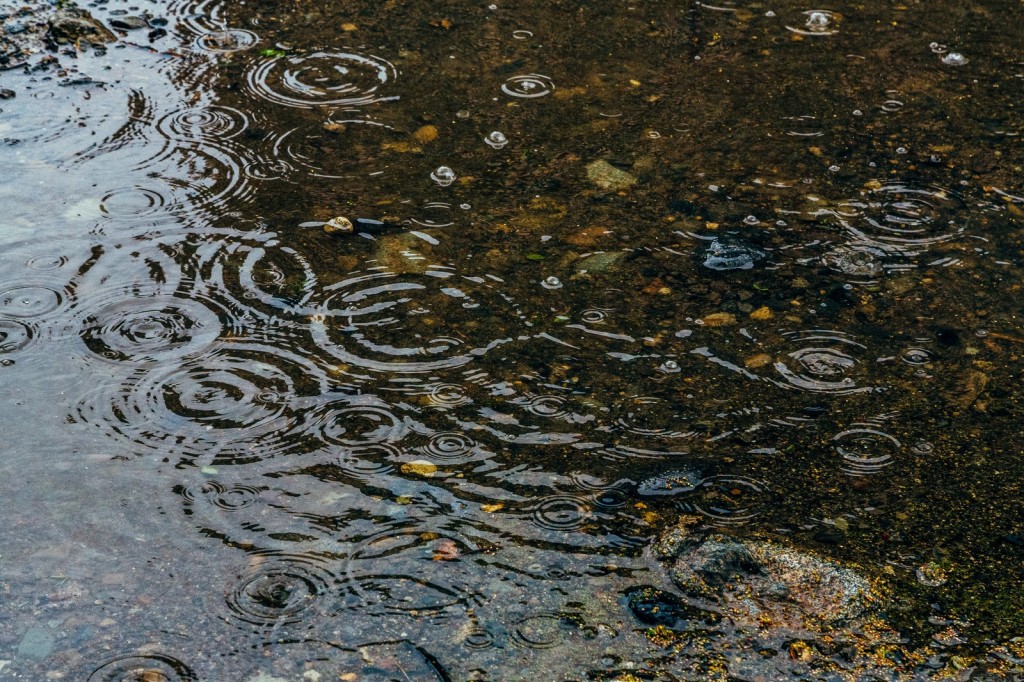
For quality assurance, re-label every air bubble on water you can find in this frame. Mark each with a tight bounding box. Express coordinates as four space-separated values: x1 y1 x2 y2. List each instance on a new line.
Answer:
853 109 863 116
646 130 662 139
941 52 969 67
896 147 907 154
456 110 471 119
460 203 471 210
776 219 788 227
829 165 840 172
975 329 988 338
930 42 947 54
484 131 508 149
765 10 776 17
431 166 457 187
743 215 760 225
806 11 830 29
660 359 680 373
542 276 563 289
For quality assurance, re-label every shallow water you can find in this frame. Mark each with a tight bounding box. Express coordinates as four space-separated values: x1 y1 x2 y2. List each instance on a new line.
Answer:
1 0 1024 679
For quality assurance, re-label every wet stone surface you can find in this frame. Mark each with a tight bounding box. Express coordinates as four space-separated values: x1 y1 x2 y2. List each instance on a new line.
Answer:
0 0 1024 679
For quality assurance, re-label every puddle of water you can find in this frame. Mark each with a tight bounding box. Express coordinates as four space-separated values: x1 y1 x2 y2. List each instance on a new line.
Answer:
1 0 1024 679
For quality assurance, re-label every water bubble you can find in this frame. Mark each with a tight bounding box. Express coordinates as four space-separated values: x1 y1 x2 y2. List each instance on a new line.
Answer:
941 52 969 67
900 347 935 365
975 329 988 338
456 109 471 119
743 215 760 225
929 42 948 54
896 146 908 155
660 359 680 373
853 109 863 116
484 130 508 149
542 276 563 289
501 73 555 98
787 9 839 36
431 165 457 186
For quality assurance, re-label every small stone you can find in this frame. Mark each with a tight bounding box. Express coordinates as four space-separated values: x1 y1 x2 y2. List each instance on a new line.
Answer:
323 216 353 234
109 15 149 30
341 23 358 32
744 353 773 369
0 89 15 99
749 306 773 320
586 159 637 191
401 460 438 477
702 312 737 327
916 561 949 587
412 124 439 144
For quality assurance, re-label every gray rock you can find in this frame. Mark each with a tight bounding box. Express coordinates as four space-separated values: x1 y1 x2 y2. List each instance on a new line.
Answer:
17 626 55 660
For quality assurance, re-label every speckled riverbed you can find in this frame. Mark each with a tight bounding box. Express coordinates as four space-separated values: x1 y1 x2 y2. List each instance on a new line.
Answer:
1 0 1023 679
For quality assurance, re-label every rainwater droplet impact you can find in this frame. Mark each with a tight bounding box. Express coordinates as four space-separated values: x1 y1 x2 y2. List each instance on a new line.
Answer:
833 428 899 476
941 52 969 67
431 165 457 186
502 73 555 98
542 276 563 289
929 42 948 54
226 554 332 626
0 285 62 318
484 130 508 149
0 319 33 355
512 29 534 40
246 50 399 108
900 347 935 365
912 441 934 455
195 28 259 52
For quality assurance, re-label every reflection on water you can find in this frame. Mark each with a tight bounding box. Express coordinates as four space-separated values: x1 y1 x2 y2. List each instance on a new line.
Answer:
2 0 1024 678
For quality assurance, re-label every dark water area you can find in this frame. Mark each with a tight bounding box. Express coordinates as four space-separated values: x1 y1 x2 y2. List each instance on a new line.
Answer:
1 0 1024 679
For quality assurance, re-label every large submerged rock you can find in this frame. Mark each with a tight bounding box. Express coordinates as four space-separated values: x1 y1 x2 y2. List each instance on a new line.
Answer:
651 522 874 637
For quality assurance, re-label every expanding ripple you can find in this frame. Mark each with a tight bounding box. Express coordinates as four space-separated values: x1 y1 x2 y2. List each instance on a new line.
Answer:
501 74 555 98
786 10 840 36
833 426 900 476
246 50 399 108
156 105 250 143
0 319 34 356
310 267 519 374
227 553 334 627
85 653 197 681
836 182 966 251
689 475 772 525
74 342 326 465
0 284 63 318
79 295 222 363
772 329 877 394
